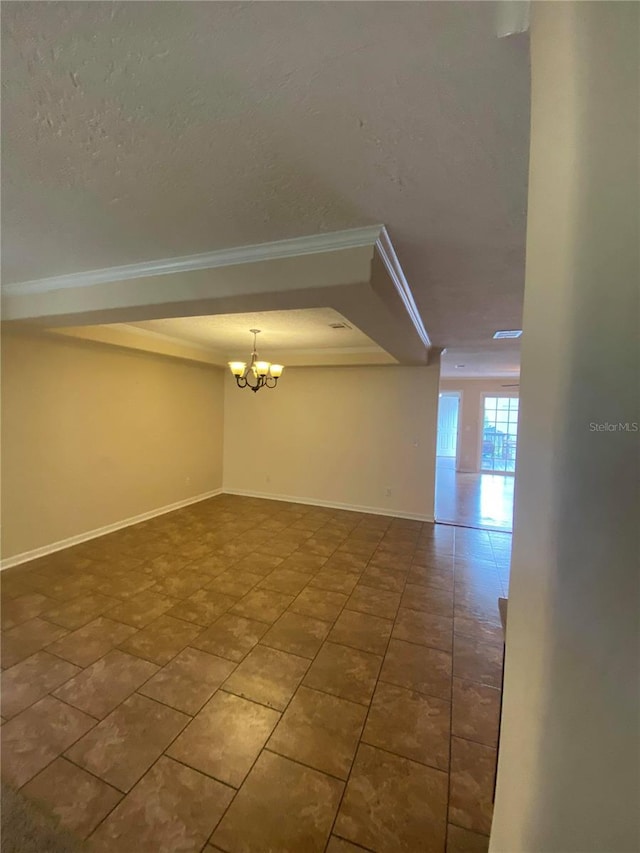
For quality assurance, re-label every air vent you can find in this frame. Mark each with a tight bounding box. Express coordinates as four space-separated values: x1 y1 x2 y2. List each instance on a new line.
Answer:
328 322 352 330
493 330 522 339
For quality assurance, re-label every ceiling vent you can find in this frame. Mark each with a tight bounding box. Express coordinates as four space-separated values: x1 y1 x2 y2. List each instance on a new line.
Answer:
493 330 522 339
328 322 352 330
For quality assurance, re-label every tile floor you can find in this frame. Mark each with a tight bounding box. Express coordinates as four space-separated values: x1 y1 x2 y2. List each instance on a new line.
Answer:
0 494 510 852
435 457 515 532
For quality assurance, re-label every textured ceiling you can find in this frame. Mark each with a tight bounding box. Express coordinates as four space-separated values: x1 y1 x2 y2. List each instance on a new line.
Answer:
1 1 530 351
129 308 379 353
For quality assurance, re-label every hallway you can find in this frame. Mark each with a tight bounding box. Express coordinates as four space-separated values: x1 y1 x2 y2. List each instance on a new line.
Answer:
435 458 515 533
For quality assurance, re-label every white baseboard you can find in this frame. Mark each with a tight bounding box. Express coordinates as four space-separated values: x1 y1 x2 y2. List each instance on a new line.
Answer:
0 488 224 571
222 488 434 523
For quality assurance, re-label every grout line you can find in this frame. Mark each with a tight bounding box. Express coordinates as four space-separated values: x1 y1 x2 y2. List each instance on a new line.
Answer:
3 497 508 851
261 747 348 785
444 527 458 853
321 527 423 852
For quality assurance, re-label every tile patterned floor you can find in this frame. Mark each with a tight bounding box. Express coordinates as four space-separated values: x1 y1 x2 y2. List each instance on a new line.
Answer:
435 457 515 532
0 495 511 852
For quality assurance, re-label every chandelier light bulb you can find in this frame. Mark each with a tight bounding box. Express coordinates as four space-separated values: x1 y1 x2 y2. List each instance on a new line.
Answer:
228 330 284 393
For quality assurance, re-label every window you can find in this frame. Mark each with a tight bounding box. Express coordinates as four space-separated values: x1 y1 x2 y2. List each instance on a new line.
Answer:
481 396 519 473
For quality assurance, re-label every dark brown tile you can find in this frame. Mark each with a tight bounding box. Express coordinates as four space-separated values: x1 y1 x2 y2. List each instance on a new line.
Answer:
298 537 342 557
324 552 368 572
46 617 136 667
261 611 331 659
188 554 232 577
90 756 233 852
380 639 452 701
167 690 279 787
279 553 329 573
54 649 158 718
335 743 448 852
338 540 377 559
65 693 188 792
393 607 453 653
139 647 236 715
45 593 120 630
231 588 294 624
0 573 32 601
359 565 406 593
1 651 80 718
166 589 236 626
345 585 401 620
453 635 504 688
1 696 95 787
259 568 310 596
362 681 450 770
1 593 56 630
106 590 177 627
449 737 496 835
307 570 360 595
206 569 263 598
326 838 366 852
303 642 382 705
408 564 454 592
144 553 196 576
454 615 503 646
328 609 393 655
223 645 309 710
192 613 268 661
22 757 122 839
454 597 502 626
268 685 366 779
254 539 298 558
150 570 210 599
401 583 454 617
452 678 501 747
1 618 68 668
446 824 490 852
212 750 343 852
290 588 348 622
119 615 201 665
234 552 285 575
97 571 155 600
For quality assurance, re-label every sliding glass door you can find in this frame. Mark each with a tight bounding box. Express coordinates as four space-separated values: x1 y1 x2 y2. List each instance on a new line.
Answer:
481 396 519 473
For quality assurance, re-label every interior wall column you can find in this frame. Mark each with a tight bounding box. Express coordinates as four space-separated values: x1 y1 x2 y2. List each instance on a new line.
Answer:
490 3 639 851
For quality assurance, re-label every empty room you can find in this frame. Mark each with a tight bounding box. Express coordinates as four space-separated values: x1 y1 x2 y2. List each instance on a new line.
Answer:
1 3 637 853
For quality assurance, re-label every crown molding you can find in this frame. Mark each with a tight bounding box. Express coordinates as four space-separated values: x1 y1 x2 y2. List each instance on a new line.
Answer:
375 226 431 350
1 225 383 297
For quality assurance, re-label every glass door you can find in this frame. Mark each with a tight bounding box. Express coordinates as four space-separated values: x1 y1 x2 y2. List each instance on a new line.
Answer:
481 396 519 473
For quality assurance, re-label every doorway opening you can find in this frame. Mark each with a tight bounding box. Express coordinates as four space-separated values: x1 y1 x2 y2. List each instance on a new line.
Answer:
436 391 460 464
434 387 517 532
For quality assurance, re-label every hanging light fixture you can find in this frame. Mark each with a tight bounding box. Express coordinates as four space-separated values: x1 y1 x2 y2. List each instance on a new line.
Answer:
228 329 284 393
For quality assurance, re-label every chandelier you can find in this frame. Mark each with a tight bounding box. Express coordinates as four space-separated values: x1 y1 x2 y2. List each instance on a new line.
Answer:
228 329 284 392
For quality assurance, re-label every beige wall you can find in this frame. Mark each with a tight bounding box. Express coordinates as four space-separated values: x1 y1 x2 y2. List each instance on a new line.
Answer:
1 330 225 560
439 379 518 472
491 3 639 852
223 364 440 520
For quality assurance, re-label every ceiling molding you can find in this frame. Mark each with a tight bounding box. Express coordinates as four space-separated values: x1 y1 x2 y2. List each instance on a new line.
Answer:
375 227 431 349
2 225 383 297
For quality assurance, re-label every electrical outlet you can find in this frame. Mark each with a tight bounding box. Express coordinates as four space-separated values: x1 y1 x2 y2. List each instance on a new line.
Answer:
385 487 392 497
